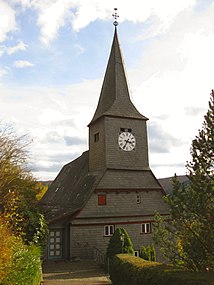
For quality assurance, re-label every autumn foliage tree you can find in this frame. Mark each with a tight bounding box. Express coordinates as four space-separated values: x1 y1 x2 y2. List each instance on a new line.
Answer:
0 124 47 245
0 217 15 283
154 90 214 271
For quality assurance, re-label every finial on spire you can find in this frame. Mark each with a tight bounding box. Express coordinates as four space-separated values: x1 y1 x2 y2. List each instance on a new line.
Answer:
112 8 119 26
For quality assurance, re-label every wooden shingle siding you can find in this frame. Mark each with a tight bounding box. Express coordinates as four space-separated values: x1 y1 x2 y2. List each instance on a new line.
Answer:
77 191 168 218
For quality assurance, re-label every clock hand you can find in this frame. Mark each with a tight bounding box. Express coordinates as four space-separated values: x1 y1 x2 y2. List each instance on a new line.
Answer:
123 139 129 149
123 139 133 149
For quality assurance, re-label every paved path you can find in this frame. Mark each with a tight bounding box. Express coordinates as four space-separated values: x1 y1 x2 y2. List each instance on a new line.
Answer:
42 260 112 285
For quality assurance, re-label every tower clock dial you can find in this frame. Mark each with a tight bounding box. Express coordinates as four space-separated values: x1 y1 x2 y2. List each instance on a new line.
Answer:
118 132 136 151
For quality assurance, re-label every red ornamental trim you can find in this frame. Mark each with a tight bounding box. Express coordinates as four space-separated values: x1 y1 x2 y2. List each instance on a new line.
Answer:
75 213 169 220
71 219 171 227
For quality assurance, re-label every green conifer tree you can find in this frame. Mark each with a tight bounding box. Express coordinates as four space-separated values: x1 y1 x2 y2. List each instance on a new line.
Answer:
154 91 214 271
120 228 134 255
106 227 134 259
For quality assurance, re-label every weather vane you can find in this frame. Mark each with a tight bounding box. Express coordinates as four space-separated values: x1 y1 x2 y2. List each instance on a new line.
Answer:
112 8 119 26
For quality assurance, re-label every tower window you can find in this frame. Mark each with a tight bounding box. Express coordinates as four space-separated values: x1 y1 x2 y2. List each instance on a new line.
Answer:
120 128 132 133
98 194 106 205
94 132 99 142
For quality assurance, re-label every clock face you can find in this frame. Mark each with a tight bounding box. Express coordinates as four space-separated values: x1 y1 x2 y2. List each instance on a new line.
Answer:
118 132 136 151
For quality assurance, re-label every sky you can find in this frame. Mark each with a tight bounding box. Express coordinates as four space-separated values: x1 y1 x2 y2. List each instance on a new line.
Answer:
0 0 214 181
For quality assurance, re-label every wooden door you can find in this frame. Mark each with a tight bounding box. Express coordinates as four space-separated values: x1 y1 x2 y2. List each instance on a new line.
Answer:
48 229 63 259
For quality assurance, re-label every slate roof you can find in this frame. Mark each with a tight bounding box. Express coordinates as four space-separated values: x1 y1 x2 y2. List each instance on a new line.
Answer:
41 151 166 223
41 151 102 223
89 27 147 126
96 169 163 191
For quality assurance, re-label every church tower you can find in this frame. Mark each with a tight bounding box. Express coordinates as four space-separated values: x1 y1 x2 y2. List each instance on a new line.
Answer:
41 16 169 261
88 27 150 173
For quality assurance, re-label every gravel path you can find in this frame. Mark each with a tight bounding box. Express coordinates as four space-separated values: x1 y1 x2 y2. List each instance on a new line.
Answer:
42 260 112 285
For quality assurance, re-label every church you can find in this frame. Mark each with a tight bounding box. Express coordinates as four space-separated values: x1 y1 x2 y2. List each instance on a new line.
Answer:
41 21 169 261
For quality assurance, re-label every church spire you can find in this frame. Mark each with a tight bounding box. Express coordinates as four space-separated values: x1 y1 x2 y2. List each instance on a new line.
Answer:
89 13 147 126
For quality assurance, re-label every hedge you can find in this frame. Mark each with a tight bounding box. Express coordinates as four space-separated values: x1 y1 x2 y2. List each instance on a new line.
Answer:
2 241 42 285
110 254 214 285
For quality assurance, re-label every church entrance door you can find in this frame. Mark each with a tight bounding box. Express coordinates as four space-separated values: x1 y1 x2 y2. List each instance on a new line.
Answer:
48 229 63 259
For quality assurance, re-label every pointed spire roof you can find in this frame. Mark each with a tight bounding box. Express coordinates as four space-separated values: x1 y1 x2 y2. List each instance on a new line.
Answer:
89 27 147 126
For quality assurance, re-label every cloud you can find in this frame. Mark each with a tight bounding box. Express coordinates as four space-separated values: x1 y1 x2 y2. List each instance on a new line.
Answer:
148 122 182 153
42 131 61 144
64 136 86 146
29 151 81 174
0 81 94 179
13 0 31 9
50 119 76 128
0 0 17 42
131 3 214 146
152 161 185 168
184 106 206 116
29 161 62 173
9 0 198 45
13 60 34 68
0 68 7 77
0 45 5 57
41 131 86 147
7 40 28 54
74 44 85 55
70 0 197 32
31 0 74 45
47 152 79 163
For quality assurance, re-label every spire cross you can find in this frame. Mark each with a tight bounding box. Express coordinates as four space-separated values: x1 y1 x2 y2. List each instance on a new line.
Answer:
112 8 119 26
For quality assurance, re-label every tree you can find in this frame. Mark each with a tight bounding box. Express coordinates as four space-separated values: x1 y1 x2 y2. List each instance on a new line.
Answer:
106 227 134 259
0 124 47 246
0 216 15 283
154 90 214 271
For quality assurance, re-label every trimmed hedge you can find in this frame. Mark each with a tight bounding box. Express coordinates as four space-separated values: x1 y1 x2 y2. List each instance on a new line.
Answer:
110 254 214 285
2 242 42 285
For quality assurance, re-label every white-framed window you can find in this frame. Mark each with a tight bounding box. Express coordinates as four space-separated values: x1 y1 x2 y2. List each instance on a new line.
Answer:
136 194 141 204
134 251 139 257
104 225 114 236
141 223 151 234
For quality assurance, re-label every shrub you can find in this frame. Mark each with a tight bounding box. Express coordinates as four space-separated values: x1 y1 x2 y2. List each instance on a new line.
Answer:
110 254 214 285
140 244 156 261
2 241 42 285
150 244 156 261
121 228 134 255
106 227 134 260
0 219 15 283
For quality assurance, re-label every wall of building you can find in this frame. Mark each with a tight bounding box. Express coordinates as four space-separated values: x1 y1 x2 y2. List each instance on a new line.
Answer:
77 191 168 217
89 116 149 172
89 117 106 171
69 221 164 261
69 190 169 261
105 117 149 170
